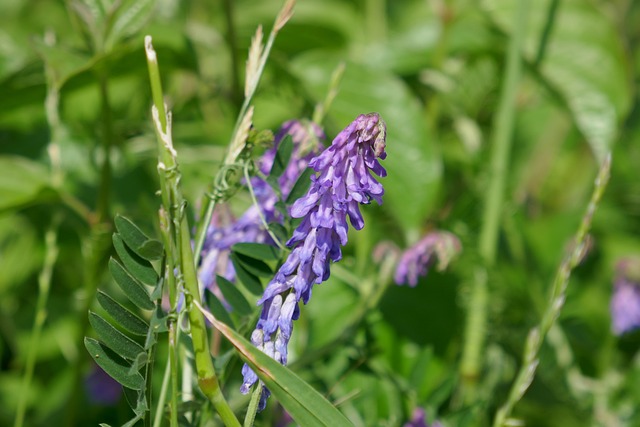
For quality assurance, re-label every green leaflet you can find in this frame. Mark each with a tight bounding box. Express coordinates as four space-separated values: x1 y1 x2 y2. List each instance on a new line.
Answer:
96 291 149 336
84 337 144 390
109 258 154 310
88 312 145 361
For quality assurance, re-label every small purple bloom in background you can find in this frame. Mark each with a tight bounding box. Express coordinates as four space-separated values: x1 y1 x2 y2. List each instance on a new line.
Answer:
403 408 443 427
240 113 387 408
611 257 640 335
394 231 461 287
84 363 122 405
199 120 324 294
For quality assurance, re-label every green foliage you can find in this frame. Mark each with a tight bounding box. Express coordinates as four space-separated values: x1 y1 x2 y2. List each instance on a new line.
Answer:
3 0 640 426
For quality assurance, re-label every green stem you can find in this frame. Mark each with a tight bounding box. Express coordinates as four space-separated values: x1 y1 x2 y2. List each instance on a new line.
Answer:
459 0 530 403
145 37 241 427
13 220 60 427
493 155 611 427
534 0 560 67
243 386 262 427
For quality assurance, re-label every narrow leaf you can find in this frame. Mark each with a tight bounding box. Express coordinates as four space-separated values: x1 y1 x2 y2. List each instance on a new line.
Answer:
84 337 144 390
231 252 273 278
216 275 253 316
231 242 281 261
194 302 352 427
285 168 314 205
109 258 154 310
89 312 145 361
269 134 294 179
112 234 159 286
114 215 163 261
205 290 235 328
97 291 149 336
231 255 264 295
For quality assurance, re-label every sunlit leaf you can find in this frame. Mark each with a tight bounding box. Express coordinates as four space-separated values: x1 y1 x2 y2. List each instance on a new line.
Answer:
114 215 163 261
84 338 144 390
483 0 631 162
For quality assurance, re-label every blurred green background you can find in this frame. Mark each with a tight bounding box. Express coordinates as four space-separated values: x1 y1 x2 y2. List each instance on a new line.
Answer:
1 0 640 425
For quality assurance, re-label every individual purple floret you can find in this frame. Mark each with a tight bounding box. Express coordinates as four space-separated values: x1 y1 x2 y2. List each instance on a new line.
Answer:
394 231 461 287
240 113 387 408
198 120 324 294
611 258 640 335
403 408 444 427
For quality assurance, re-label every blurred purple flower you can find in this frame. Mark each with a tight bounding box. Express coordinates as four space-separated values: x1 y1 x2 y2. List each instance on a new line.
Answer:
240 113 387 408
611 258 640 335
404 408 443 427
198 120 324 294
84 363 122 405
395 231 461 287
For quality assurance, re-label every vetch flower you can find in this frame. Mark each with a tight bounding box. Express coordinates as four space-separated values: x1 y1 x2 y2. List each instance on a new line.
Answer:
395 231 461 287
240 112 387 408
198 120 324 294
611 258 640 335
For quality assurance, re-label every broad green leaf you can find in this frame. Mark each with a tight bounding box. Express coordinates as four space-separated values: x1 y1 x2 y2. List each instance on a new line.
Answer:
112 234 158 286
84 337 144 390
231 255 264 295
215 275 253 316
204 290 235 328
483 0 631 162
231 242 282 261
231 252 273 278
286 168 314 205
0 156 51 211
269 135 294 179
195 302 352 427
109 258 154 310
290 55 441 231
88 312 145 360
96 291 149 336
114 215 163 261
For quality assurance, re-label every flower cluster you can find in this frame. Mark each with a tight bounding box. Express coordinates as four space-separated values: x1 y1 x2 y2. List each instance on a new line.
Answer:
198 120 324 293
240 113 387 406
611 257 640 335
394 231 461 287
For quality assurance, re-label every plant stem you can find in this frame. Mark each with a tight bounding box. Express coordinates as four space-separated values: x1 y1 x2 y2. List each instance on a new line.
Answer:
534 0 560 67
243 386 262 427
96 72 114 223
146 36 241 427
13 220 60 427
493 155 611 427
459 0 530 404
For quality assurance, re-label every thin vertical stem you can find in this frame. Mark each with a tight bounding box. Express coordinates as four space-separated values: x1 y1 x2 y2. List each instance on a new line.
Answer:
493 155 611 427
459 0 530 403
96 73 114 223
13 220 60 427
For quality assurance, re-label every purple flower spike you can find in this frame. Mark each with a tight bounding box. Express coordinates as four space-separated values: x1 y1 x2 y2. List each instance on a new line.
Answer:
395 231 461 287
241 113 387 406
611 258 640 335
198 120 324 295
